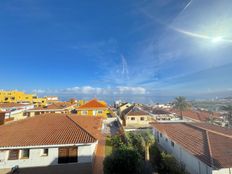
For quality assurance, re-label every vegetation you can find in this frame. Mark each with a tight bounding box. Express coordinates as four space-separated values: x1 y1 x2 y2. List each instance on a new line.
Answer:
173 96 190 119
221 105 232 128
104 131 186 174
150 143 187 174
105 137 113 156
103 146 142 174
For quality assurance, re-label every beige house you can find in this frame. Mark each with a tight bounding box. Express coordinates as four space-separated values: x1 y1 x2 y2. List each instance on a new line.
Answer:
125 106 153 128
25 102 76 117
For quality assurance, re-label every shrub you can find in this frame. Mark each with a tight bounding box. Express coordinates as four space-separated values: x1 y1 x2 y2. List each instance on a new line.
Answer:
103 146 142 174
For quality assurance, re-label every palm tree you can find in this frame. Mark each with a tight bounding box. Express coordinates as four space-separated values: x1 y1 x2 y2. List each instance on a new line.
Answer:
173 96 190 120
221 105 232 128
141 131 154 161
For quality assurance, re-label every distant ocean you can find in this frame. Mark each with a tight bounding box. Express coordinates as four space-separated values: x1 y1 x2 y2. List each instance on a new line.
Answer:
58 95 189 105
39 93 226 105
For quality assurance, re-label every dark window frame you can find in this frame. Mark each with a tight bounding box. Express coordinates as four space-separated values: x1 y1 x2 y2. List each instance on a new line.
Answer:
8 150 19 160
21 149 30 159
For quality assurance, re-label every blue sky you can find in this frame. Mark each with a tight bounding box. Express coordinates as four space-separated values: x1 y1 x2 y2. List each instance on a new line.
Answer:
0 0 232 103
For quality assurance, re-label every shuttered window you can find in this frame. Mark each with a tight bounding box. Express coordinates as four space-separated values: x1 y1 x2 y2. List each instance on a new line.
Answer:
8 150 19 160
58 147 78 164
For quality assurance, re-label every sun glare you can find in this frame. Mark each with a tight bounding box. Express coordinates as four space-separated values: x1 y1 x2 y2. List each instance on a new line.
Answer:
211 36 223 43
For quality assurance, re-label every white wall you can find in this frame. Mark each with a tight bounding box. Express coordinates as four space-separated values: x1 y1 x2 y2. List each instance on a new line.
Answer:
0 143 97 169
78 142 97 163
153 128 213 174
213 168 232 174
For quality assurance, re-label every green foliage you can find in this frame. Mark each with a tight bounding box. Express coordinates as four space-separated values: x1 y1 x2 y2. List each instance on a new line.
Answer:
150 144 186 174
105 137 113 156
126 131 145 158
173 96 190 119
161 152 186 174
150 143 163 172
111 135 126 149
103 146 142 174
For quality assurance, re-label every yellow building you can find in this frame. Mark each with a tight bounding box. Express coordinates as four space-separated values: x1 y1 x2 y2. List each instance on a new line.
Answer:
0 90 47 107
76 99 109 118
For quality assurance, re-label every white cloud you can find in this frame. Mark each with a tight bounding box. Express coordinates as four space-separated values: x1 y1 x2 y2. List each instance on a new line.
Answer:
116 86 147 95
32 86 148 96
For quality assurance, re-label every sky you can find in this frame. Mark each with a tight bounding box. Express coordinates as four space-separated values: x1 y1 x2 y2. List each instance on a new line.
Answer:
0 0 232 103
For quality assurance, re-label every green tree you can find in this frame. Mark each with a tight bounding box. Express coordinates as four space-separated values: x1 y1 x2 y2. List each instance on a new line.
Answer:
161 152 186 174
173 96 190 120
127 132 145 158
111 135 126 149
141 131 155 161
221 105 232 128
150 143 164 172
103 146 142 174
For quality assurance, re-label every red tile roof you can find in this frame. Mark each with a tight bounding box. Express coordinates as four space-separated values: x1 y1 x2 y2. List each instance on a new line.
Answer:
30 102 75 111
77 99 107 110
69 115 103 140
0 113 97 148
151 122 232 168
0 103 32 108
170 109 221 122
127 110 148 116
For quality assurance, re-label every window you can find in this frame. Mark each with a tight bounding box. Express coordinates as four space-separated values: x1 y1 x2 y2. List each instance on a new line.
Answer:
171 141 175 147
131 117 135 120
140 117 144 121
58 147 78 164
41 149 49 156
97 110 103 114
81 111 88 115
8 150 19 160
21 149 30 159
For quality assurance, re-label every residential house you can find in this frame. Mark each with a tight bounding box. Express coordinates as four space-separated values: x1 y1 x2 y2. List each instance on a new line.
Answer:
124 106 153 128
151 122 232 174
170 109 221 123
117 103 132 116
0 113 103 174
0 103 34 122
45 96 59 104
152 109 177 121
25 102 76 117
76 99 108 118
0 90 47 107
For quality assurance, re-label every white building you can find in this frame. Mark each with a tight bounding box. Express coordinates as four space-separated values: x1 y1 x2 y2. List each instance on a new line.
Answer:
0 103 34 121
0 113 103 174
151 122 232 174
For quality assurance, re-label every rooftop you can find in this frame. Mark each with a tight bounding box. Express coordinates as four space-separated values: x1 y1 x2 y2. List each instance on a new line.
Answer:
170 109 221 122
151 122 232 169
127 106 148 116
30 102 75 111
0 113 100 148
0 103 32 108
77 99 107 110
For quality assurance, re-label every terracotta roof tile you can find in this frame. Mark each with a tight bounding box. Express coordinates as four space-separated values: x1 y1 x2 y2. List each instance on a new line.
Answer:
69 115 103 140
77 99 107 109
0 113 96 148
170 109 221 122
31 102 75 110
151 122 232 169
0 103 32 108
